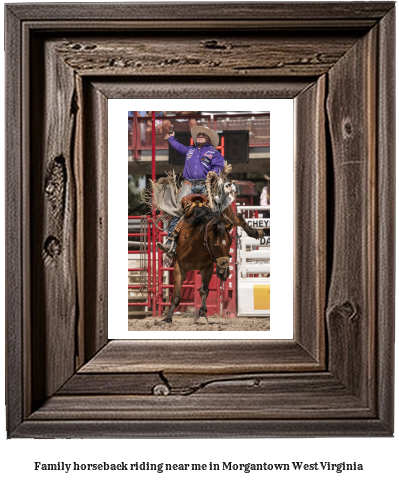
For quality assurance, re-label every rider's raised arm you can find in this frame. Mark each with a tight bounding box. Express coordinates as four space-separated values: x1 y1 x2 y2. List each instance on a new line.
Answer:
210 150 225 175
166 134 189 156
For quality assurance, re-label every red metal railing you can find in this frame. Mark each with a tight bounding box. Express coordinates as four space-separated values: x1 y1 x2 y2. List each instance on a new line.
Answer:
128 112 157 312
128 215 152 308
128 112 270 154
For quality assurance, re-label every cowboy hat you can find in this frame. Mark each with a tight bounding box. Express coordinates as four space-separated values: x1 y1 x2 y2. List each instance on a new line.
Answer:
191 126 219 148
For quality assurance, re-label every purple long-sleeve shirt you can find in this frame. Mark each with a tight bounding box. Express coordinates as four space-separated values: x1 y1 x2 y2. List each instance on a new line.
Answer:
168 136 225 180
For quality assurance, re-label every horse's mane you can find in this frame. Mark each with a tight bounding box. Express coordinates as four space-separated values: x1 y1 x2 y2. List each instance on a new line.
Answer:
188 205 226 239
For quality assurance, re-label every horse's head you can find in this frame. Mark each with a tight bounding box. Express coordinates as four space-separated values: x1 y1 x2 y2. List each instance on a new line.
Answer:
209 218 232 281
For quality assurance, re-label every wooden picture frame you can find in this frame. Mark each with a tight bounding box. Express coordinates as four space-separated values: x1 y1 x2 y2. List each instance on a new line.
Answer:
5 2 395 438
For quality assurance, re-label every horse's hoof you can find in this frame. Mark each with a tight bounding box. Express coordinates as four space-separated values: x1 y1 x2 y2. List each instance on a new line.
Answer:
194 314 209 325
160 317 172 324
257 229 265 239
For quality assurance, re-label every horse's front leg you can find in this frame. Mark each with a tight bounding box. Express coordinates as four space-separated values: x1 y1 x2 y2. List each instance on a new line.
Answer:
193 263 213 325
223 206 265 240
161 260 186 323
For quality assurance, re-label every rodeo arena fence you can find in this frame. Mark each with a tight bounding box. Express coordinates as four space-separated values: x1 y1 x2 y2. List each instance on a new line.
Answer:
128 111 270 318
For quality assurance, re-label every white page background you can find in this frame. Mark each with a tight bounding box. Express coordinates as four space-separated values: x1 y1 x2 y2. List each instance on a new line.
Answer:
1 1 397 485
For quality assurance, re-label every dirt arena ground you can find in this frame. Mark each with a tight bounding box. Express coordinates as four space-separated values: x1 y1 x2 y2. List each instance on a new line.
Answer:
128 309 270 332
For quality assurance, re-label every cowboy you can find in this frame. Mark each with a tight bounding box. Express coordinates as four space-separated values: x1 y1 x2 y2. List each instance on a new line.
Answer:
157 126 225 259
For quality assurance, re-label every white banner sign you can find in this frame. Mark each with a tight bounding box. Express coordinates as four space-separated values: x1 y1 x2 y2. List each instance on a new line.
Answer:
247 218 270 229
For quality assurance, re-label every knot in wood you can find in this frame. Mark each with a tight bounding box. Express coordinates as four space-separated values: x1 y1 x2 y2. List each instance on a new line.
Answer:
339 301 358 321
45 182 56 196
342 119 353 138
43 236 61 259
152 383 170 396
201 40 227 50
327 300 358 324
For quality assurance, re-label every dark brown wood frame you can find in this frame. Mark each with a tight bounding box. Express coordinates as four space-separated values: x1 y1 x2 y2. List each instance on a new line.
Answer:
5 2 395 438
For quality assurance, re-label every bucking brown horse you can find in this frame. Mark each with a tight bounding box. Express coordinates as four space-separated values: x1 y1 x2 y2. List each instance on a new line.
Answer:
161 198 265 324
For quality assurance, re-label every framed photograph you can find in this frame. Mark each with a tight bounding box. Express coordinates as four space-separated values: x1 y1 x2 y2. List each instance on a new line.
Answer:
109 100 293 339
5 2 395 437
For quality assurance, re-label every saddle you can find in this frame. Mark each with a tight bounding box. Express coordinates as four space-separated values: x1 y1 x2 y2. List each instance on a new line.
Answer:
181 193 209 218
181 193 208 206
171 194 210 238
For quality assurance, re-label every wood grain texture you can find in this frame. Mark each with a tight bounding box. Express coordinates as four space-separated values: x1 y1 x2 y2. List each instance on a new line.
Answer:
91 79 312 100
60 371 359 397
29 392 371 421
53 34 360 78
79 340 321 374
30 36 78 407
325 26 376 404
5 2 395 438
32 371 376 423
7 2 394 23
58 372 163 396
5 5 24 436
376 6 396 431
294 76 326 363
81 81 109 362
13 418 390 439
